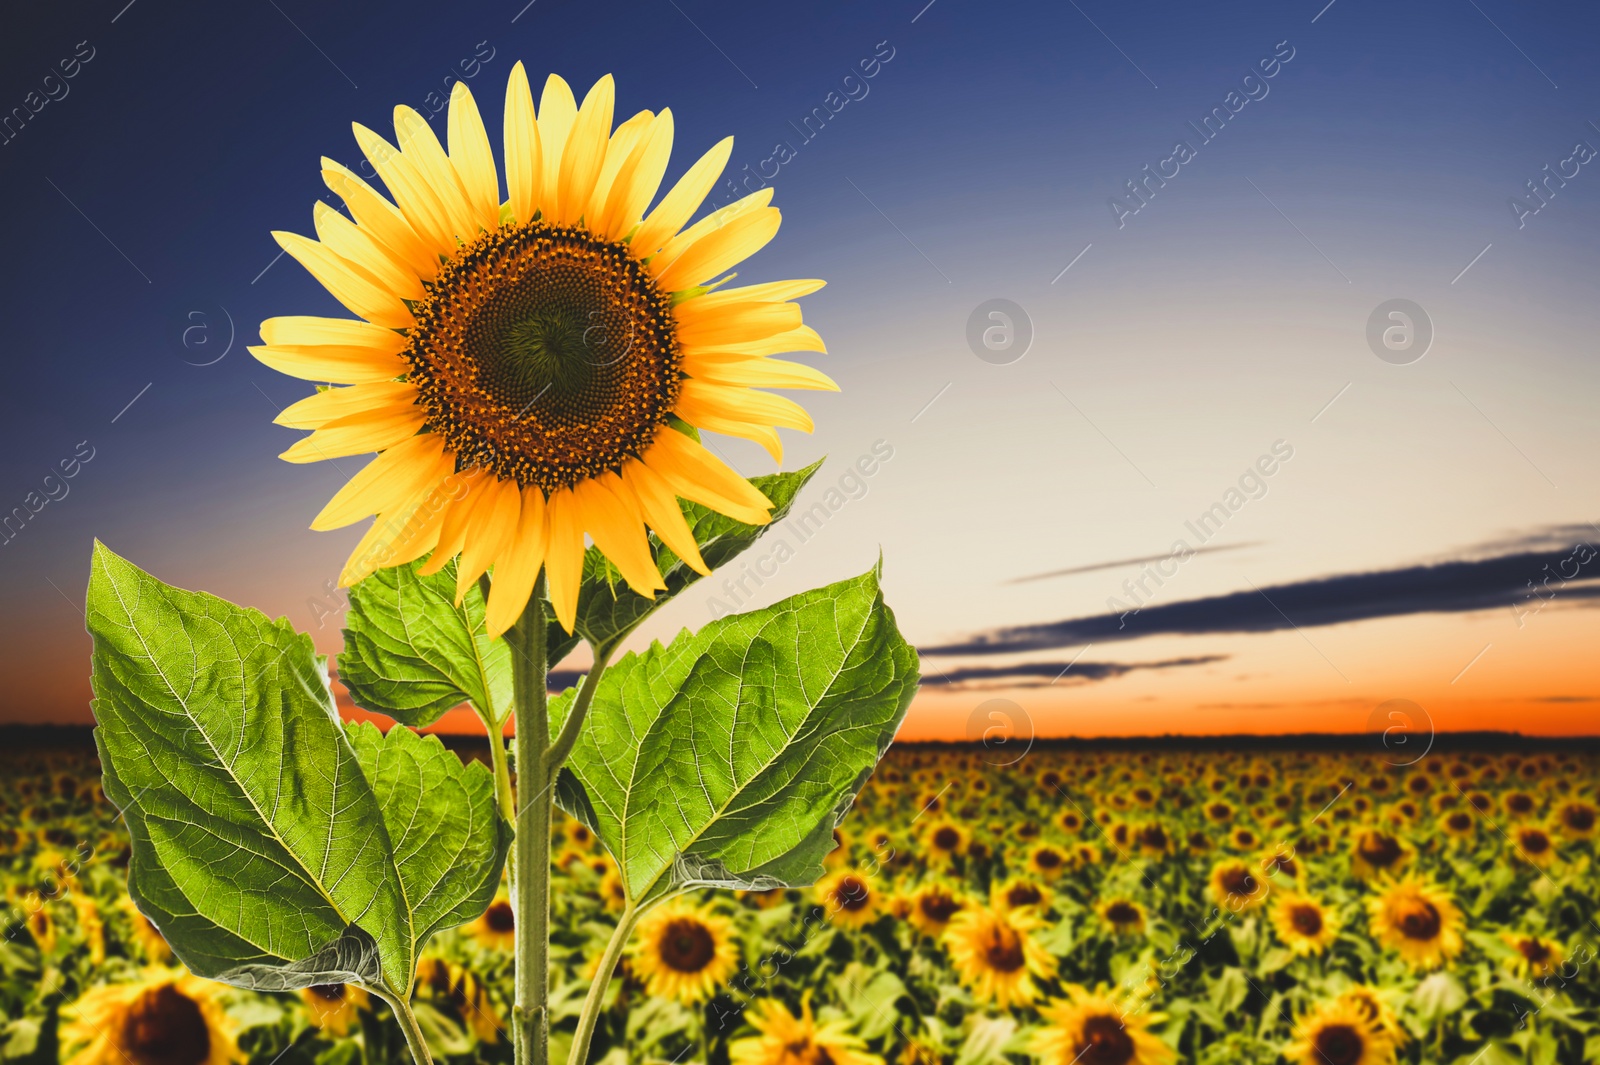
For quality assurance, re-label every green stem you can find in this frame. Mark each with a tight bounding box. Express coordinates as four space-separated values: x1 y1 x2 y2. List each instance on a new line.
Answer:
373 989 435 1065
566 903 641 1065
545 643 616 773
511 575 552 1065
481 707 516 825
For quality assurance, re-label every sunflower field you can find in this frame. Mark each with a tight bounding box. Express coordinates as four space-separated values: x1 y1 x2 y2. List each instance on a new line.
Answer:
4 740 1599 1065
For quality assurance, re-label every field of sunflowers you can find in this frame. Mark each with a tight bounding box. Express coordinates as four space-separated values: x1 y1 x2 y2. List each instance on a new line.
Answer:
3 737 1598 1065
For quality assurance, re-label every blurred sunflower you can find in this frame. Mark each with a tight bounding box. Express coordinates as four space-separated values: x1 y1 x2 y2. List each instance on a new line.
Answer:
300 983 369 1036
922 820 969 863
417 956 503 1044
118 897 172 963
1336 986 1407 1047
1501 790 1537 819
730 998 883 1065
1133 822 1174 858
256 66 836 634
1502 933 1564 980
1285 998 1396 1065
71 893 105 966
628 900 738 1004
599 868 628 913
1514 824 1556 868
905 881 966 937
1365 876 1462 969
992 876 1051 914
1028 843 1068 880
1208 859 1268 912
943 904 1056 1009
61 968 241 1065
466 892 516 951
1269 893 1340 956
815 869 881 928
1351 829 1408 881
1439 808 1476 841
1030 986 1174 1065
1556 800 1596 839
1096 897 1147 936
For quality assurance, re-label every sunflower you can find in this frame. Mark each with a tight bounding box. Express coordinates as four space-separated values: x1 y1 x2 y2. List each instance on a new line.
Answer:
417 956 504 1044
1514 824 1556 868
730 997 884 1065
1133 821 1174 858
814 869 881 929
1096 897 1147 936
1502 790 1538 819
300 983 369 1036
943 904 1057 1009
71 894 105 966
628 900 739 1004
906 881 967 937
1269 894 1340 956
1030 986 1174 1065
256 67 836 635
1366 876 1463 969
1057 810 1085 834
992 876 1052 914
1502 933 1564 980
60 968 242 1065
1335 986 1407 1046
466 892 516 951
1350 829 1408 881
1556 800 1596 839
1028 842 1068 880
1228 826 1259 850
1208 859 1268 912
922 820 969 863
117 897 171 963
599 868 628 913
1285 999 1396 1065
25 904 57 954
1439 808 1476 841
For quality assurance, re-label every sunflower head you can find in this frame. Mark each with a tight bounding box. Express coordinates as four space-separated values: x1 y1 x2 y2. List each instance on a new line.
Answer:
1502 933 1564 979
1209 859 1269 912
942 905 1057 1010
1270 893 1340 956
467 893 517 951
61 969 242 1065
1030 986 1174 1065
629 900 739 1004
905 881 967 936
1365 876 1463 969
257 67 837 635
1097 897 1147 936
815 869 880 928
729 998 884 1065
300 982 369 1036
1286 998 1396 1065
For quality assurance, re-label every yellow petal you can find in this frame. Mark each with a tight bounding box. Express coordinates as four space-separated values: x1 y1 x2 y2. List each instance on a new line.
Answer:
543 486 587 634
652 187 772 274
249 344 408 384
456 477 523 602
312 202 425 302
682 353 839 392
688 324 827 358
394 105 478 243
353 123 455 258
322 160 439 281
642 428 772 525
362 469 468 578
419 469 494 575
279 404 426 463
312 433 449 531
275 381 417 429
589 109 653 226
273 231 415 329
576 476 664 598
595 110 673 241
537 74 578 222
675 298 800 347
684 278 825 307
260 315 407 352
619 460 708 575
447 82 502 234
485 486 548 638
340 470 451 585
554 74 614 226
677 380 814 433
631 136 733 258
653 206 780 292
501 63 544 226
676 403 785 463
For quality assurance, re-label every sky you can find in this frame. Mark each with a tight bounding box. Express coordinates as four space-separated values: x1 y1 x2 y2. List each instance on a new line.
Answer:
2 0 1597 741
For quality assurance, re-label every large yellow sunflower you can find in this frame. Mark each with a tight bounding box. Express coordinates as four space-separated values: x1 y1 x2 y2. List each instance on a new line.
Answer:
1030 986 1174 1065
628 900 739 1004
60 968 242 1065
256 67 836 634
730 997 884 1065
1365 876 1463 969
942 904 1057 1010
1285 998 1397 1065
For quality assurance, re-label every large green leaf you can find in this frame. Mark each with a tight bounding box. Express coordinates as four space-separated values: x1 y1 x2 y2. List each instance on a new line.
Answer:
347 721 511 944
88 542 507 995
555 562 918 904
340 559 511 727
561 460 823 658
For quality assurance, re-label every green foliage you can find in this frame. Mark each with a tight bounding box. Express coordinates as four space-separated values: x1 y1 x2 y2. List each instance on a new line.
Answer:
555 563 919 905
86 542 508 997
340 558 512 727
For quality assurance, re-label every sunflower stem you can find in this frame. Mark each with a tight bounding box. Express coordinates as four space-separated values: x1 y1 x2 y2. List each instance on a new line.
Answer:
545 642 615 773
511 575 552 1065
481 707 516 825
373 988 435 1065
567 902 641 1065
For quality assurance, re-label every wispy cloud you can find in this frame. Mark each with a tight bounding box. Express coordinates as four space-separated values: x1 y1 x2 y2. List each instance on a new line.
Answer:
1004 543 1260 584
918 655 1227 688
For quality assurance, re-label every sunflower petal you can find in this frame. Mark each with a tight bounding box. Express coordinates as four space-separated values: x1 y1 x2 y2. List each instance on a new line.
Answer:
447 82 502 234
642 428 772 525
537 74 578 222
619 460 708 575
503 62 545 225
543 486 587 633
272 231 415 329
456 477 523 603
419 470 494 575
485 487 548 638
555 74 614 227
321 160 439 280
312 433 449 531
312 202 426 302
682 353 839 392
595 110 673 241
275 381 417 429
577 476 664 597
394 105 479 243
675 298 800 347
249 344 408 384
653 205 780 292
631 136 733 258
280 404 426 463
353 123 455 258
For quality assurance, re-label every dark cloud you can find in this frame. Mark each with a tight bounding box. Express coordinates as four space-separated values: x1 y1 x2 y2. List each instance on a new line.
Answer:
1004 543 1260 584
924 534 1600 656
920 655 1227 688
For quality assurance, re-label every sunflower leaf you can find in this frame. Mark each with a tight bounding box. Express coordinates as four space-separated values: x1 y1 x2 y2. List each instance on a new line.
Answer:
340 558 512 727
346 721 511 947
87 542 506 998
558 460 824 661
554 561 917 905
